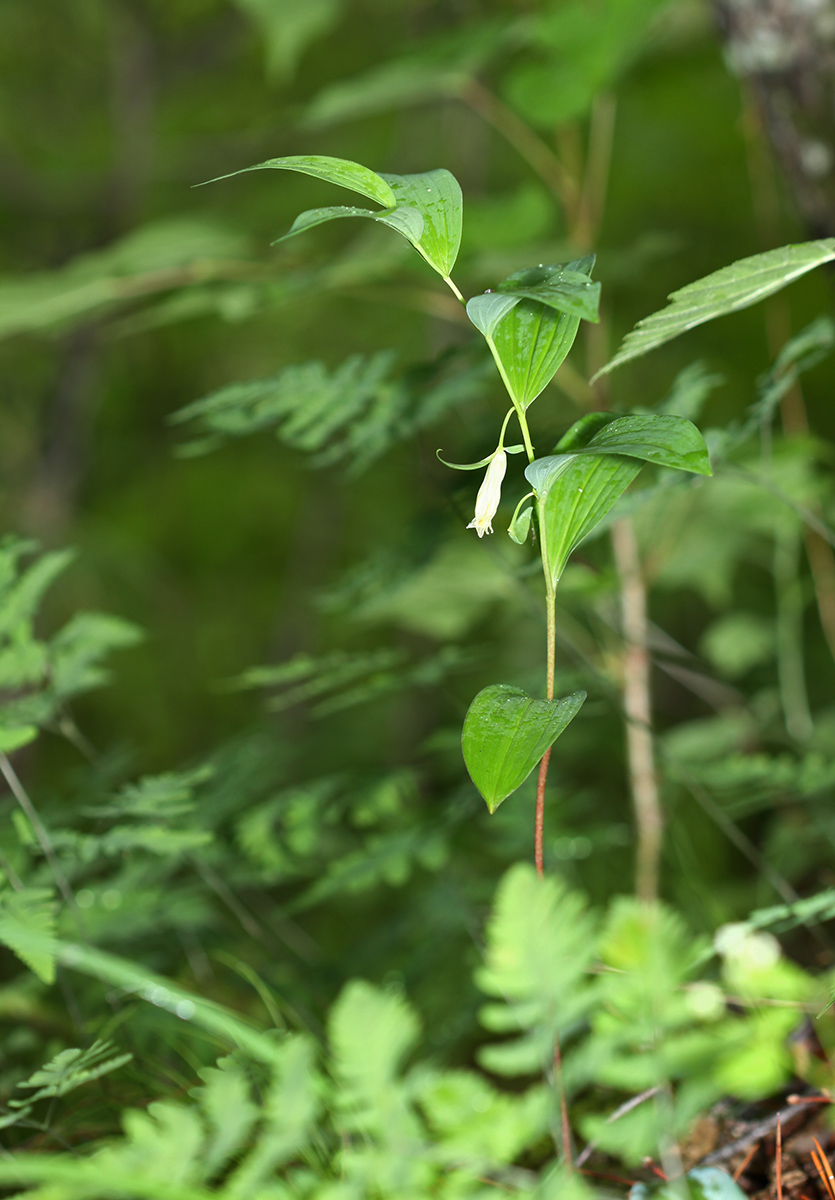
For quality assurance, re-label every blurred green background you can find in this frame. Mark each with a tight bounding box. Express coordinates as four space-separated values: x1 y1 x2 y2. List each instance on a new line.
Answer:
2 0 835 1101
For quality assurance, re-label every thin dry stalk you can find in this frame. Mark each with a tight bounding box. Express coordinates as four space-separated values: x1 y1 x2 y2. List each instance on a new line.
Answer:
612 517 662 902
811 1138 835 1200
732 1142 759 1181
776 1117 783 1200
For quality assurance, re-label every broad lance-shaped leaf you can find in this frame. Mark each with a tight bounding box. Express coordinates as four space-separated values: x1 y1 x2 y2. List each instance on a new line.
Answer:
207 155 463 280
203 153 396 207
595 238 835 379
467 258 597 411
462 685 586 813
525 413 712 588
535 455 643 589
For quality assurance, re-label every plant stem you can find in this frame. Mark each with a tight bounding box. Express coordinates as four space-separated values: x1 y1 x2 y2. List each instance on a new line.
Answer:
554 1032 574 1173
534 513 557 878
0 752 85 933
485 339 535 463
444 275 465 304
611 517 662 903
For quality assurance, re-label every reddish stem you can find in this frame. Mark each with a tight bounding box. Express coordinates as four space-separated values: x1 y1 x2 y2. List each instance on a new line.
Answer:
534 748 551 879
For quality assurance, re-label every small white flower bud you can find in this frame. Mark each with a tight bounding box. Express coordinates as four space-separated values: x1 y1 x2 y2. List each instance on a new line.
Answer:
467 450 507 538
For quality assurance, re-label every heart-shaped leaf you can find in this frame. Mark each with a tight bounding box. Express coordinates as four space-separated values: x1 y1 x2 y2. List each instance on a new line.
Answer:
596 238 835 379
462 684 586 813
381 169 463 277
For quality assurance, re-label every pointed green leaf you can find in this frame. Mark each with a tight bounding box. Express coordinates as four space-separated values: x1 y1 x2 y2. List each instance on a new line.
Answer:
462 684 586 813
496 262 601 323
491 301 582 410
525 413 711 587
202 154 396 208
274 203 424 246
507 503 533 545
595 238 835 379
571 413 712 475
535 455 643 588
380 169 463 276
436 449 497 471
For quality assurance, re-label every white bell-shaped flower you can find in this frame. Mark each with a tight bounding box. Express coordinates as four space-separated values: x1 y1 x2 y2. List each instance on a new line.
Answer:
467 449 507 538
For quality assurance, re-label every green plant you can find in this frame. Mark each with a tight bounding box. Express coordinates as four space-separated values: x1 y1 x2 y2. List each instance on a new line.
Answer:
204 154 715 882
3 139 835 1199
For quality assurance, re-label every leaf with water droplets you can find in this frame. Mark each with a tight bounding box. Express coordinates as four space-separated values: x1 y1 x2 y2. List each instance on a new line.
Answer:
274 204 424 246
496 259 600 323
380 169 463 277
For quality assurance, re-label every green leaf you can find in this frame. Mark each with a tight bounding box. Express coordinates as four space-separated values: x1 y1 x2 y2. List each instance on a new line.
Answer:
204 153 396 207
252 161 462 279
0 725 38 754
305 59 468 126
380 169 463 277
476 864 598 1075
54 939 289 1067
567 413 713 475
234 0 341 83
0 887 56 984
274 203 424 247
595 239 835 378
491 302 582 410
462 684 586 813
11 1040 132 1106
535 455 643 588
466 292 520 337
329 979 421 1129
468 258 596 409
507 502 533 545
193 1058 258 1181
524 413 712 587
496 261 601 323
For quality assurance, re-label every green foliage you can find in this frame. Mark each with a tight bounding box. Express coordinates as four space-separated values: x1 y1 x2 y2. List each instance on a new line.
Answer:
9 1040 132 1107
0 863 810 1197
0 887 56 984
462 685 586 812
597 240 835 377
467 256 598 411
0 539 141 741
172 350 490 473
212 156 463 283
5 4 835 1198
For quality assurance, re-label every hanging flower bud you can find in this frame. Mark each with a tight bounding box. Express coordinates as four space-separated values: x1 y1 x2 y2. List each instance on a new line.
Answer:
467 449 507 538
